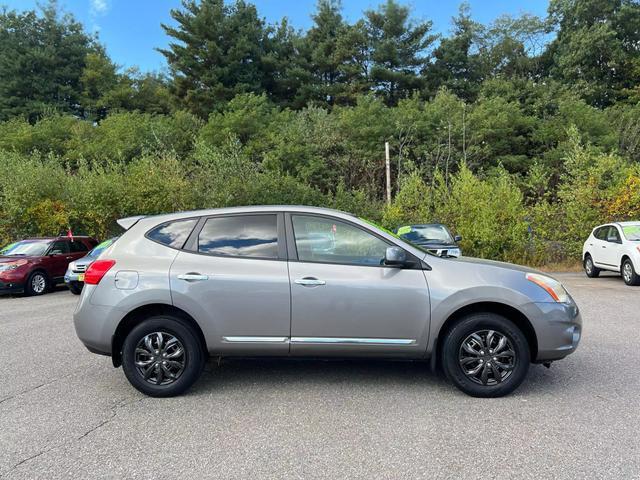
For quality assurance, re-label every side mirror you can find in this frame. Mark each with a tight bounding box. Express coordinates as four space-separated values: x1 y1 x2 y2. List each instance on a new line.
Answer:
384 246 407 267
49 250 63 256
454 235 462 242
606 235 620 244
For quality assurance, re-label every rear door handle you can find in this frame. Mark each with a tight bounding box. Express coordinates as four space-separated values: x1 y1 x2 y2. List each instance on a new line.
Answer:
177 273 209 282
295 277 326 286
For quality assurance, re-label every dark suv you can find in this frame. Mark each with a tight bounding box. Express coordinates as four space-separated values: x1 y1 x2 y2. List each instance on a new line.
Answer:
0 236 98 295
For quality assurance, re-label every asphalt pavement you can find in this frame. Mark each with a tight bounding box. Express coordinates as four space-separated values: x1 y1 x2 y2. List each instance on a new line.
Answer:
1 272 639 479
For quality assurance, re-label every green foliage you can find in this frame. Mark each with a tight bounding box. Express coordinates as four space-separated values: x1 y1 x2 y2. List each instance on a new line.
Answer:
160 0 271 117
0 2 99 121
365 0 437 105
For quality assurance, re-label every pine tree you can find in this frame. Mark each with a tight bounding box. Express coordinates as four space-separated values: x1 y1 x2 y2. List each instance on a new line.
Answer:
160 0 270 117
365 0 437 105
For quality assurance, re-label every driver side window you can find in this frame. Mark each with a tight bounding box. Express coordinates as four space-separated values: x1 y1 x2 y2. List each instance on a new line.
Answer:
291 215 389 266
607 227 621 243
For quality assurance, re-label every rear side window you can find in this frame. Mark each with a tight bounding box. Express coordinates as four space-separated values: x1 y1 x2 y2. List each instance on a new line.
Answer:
50 240 70 255
147 219 198 249
198 215 278 259
70 240 88 253
594 227 608 240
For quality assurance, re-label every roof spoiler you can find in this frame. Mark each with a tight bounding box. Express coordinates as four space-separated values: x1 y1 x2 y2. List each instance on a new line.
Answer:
117 215 145 231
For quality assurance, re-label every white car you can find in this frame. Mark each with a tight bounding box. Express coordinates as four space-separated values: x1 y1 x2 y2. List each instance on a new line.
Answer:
582 222 640 285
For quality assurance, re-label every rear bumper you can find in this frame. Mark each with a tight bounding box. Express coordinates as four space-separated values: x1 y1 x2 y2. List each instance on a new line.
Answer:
73 286 123 355
0 280 24 295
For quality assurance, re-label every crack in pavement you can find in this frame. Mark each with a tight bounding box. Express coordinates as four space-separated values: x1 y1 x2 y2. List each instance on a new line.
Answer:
1 396 145 478
0 367 90 406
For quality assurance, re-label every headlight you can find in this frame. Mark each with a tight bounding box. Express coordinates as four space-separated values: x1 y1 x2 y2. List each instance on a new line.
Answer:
448 248 461 257
526 273 570 303
0 260 27 271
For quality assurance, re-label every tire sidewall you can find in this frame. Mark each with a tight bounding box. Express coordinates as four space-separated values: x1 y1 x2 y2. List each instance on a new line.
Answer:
584 255 599 278
68 282 83 295
121 316 205 397
442 313 530 398
26 271 48 296
622 259 639 286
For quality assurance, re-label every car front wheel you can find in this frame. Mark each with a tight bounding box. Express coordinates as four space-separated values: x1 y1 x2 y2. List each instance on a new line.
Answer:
441 313 530 398
121 315 206 397
622 258 640 286
25 271 49 296
68 282 83 295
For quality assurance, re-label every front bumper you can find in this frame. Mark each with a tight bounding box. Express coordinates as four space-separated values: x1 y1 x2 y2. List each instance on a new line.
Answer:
524 300 582 362
64 272 84 284
0 280 24 295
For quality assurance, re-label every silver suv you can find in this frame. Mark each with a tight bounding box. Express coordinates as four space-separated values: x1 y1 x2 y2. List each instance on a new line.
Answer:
74 206 582 398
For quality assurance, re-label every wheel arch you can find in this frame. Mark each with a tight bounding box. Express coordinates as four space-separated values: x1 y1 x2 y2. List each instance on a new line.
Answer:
111 303 207 368
432 301 538 370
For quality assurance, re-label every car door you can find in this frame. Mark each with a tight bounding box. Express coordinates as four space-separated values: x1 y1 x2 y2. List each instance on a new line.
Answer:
169 212 291 355
590 227 609 268
46 240 72 279
286 213 430 357
602 225 623 269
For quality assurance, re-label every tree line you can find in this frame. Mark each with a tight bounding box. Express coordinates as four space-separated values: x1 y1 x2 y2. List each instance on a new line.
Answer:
0 0 639 265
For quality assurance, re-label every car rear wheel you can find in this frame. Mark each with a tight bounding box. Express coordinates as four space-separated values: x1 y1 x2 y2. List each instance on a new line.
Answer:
121 315 206 397
25 271 49 296
68 282 83 295
622 259 640 286
441 313 530 398
584 254 600 278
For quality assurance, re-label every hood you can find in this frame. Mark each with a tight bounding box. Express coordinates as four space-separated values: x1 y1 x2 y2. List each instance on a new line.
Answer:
414 241 458 249
443 255 546 276
0 255 36 263
73 256 96 267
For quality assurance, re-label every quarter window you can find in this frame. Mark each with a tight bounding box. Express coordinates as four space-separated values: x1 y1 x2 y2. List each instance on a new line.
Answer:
594 227 608 240
198 215 278 259
292 215 389 266
147 219 198 249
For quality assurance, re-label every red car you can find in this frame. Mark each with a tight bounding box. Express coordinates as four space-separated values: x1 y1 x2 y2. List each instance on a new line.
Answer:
0 236 98 296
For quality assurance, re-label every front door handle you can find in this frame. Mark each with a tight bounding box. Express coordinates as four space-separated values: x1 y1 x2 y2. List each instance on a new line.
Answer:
177 273 209 282
295 277 326 286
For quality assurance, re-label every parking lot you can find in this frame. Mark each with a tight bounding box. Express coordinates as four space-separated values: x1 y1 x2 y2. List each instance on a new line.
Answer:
0 272 638 479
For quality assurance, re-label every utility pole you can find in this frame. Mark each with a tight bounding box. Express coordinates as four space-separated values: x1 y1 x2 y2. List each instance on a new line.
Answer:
385 141 391 205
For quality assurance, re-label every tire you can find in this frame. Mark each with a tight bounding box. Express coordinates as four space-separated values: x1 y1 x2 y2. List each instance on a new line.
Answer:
121 315 206 397
584 254 600 278
621 258 640 286
25 271 49 296
441 313 530 398
68 282 83 295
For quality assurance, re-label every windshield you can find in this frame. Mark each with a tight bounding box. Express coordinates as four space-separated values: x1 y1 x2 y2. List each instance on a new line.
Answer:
87 237 117 258
622 224 640 241
1 240 51 257
398 224 454 244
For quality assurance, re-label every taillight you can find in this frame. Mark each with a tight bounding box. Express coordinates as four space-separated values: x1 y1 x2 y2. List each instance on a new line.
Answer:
84 259 116 285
